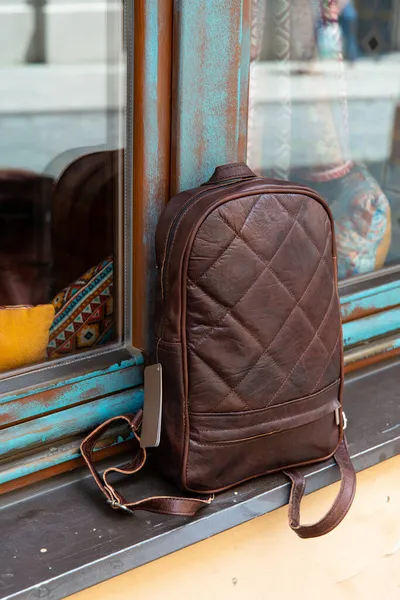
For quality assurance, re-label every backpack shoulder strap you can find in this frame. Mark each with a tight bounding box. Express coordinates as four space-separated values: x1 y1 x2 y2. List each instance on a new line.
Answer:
284 438 356 538
81 413 355 533
80 412 212 517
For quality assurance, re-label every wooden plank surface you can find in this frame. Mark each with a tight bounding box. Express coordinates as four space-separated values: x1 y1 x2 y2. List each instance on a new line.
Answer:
340 279 400 322
170 0 251 194
0 355 142 405
0 425 133 486
0 355 144 487
343 306 400 347
0 365 142 427
0 388 143 459
132 0 173 351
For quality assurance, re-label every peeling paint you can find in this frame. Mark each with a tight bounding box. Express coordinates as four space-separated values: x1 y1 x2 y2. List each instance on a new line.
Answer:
0 434 131 485
0 388 143 458
0 356 142 406
173 0 250 192
340 280 400 322
0 365 143 427
342 307 400 347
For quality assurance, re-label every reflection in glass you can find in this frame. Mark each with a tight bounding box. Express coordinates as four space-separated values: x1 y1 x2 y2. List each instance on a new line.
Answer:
248 0 400 280
0 0 125 371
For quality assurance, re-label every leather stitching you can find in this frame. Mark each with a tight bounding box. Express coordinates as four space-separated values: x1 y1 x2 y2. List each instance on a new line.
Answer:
186 192 338 414
208 212 334 412
267 282 337 406
311 332 341 393
191 227 237 285
188 279 303 399
189 347 253 411
189 379 340 417
189 412 334 447
273 194 331 272
220 214 333 360
267 245 332 359
286 441 355 536
187 198 303 353
191 195 261 284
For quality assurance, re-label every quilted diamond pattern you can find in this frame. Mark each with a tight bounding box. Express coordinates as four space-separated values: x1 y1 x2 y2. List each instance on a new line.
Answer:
186 192 341 414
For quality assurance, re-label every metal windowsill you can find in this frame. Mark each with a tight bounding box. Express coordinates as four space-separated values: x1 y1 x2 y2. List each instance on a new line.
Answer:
1 358 400 600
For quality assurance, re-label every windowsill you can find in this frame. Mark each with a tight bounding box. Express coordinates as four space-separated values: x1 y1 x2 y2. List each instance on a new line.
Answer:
1 358 400 600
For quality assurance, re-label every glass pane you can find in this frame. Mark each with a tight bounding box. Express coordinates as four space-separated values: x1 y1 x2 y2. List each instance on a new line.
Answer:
248 0 400 280
0 0 125 372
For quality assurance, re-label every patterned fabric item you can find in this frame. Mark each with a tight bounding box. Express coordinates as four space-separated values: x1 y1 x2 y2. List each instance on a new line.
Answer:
330 166 390 279
248 1 391 278
47 257 114 358
293 163 391 279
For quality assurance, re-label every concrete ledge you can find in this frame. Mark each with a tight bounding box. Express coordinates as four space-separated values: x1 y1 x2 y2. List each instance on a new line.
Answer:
1 358 399 600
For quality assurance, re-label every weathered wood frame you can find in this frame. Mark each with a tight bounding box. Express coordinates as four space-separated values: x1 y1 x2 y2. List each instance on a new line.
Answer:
0 0 173 491
1 0 399 492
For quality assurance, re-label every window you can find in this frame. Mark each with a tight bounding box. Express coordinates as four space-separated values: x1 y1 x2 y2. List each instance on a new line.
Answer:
1 0 398 493
167 0 400 375
247 0 400 282
0 0 172 492
0 0 126 373
243 0 400 370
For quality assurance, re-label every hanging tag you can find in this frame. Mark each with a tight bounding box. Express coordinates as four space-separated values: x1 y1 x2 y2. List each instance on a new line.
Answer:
140 364 163 448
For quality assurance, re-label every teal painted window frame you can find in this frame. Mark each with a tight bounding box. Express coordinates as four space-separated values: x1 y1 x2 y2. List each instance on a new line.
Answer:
2 0 400 489
0 352 144 486
169 0 400 365
0 0 170 489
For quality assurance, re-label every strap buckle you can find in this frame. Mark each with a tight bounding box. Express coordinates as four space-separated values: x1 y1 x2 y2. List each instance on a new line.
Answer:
335 409 347 430
107 499 134 514
342 411 348 430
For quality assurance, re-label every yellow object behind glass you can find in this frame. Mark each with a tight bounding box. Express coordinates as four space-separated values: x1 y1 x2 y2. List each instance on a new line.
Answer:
0 305 55 372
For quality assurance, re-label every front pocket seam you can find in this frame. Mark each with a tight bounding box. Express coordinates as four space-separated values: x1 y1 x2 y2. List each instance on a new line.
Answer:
189 378 340 417
192 399 339 435
190 408 340 447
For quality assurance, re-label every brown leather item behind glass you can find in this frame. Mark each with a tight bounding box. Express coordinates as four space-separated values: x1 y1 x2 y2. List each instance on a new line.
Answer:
81 162 356 538
51 150 120 294
0 170 53 306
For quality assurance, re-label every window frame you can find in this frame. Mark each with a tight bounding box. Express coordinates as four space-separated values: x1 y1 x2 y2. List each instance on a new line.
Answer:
167 0 400 368
1 0 399 492
0 0 173 492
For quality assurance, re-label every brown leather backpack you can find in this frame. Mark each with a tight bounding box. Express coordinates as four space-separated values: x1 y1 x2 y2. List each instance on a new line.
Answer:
82 162 356 538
